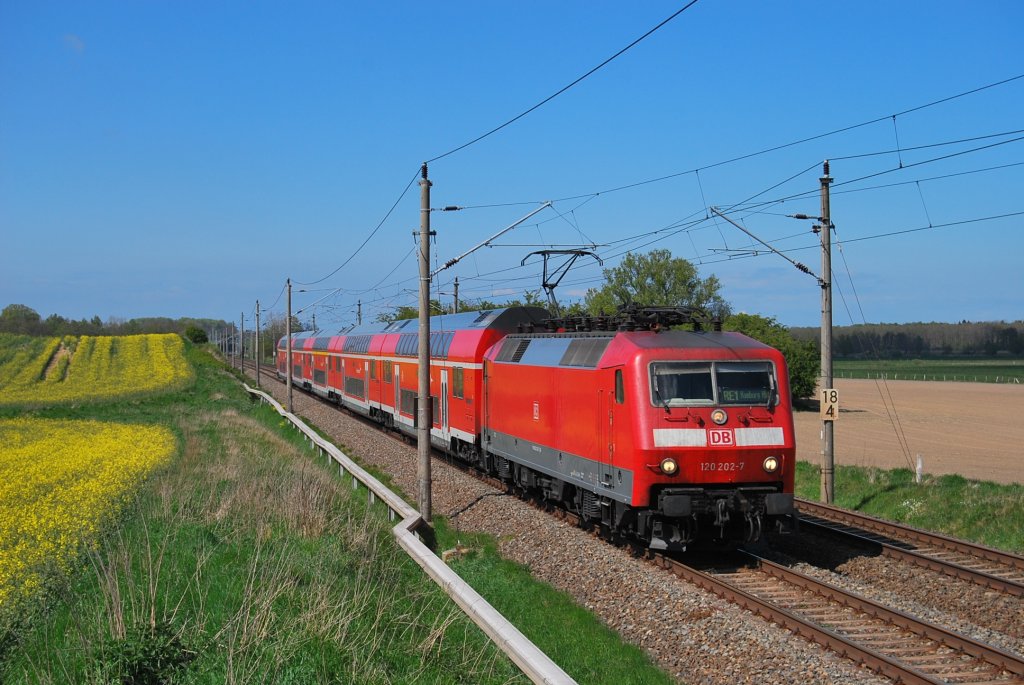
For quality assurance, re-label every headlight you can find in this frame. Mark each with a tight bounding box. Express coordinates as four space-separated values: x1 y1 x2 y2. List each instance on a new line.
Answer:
711 409 728 425
660 458 679 475
762 456 780 473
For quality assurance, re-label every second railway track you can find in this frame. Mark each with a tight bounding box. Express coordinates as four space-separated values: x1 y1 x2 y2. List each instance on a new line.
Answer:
796 499 1024 597
656 550 1024 685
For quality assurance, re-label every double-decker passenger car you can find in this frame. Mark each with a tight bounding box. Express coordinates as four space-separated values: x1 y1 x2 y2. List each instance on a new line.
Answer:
279 306 796 549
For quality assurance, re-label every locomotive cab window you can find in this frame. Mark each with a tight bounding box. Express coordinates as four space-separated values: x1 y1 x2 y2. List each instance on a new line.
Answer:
716 362 775 405
614 369 625 404
650 361 776 407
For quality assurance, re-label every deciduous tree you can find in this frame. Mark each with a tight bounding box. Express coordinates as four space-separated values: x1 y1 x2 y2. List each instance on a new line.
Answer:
724 312 818 400
583 250 730 319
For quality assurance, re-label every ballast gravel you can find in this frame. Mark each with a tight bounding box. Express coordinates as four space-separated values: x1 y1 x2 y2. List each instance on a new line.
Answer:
764 532 1024 657
244 371 991 684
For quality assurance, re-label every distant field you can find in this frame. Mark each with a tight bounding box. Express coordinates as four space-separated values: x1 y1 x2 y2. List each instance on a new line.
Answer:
834 358 1022 383
0 333 193 405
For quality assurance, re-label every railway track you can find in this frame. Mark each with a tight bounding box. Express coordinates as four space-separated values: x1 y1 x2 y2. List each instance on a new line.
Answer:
655 550 1024 685
238 360 1023 683
796 499 1024 597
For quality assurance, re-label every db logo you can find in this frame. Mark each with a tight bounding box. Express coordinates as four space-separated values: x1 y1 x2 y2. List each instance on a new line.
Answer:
708 429 734 446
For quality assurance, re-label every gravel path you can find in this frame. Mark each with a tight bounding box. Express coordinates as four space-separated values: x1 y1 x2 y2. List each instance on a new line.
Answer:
243 370 895 684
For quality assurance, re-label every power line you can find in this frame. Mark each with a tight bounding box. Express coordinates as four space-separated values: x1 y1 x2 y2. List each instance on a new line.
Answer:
294 168 420 286
291 73 1023 312
828 161 1024 197
543 73 1024 204
426 1 701 164
831 128 1024 161
728 135 1024 213
831 230 915 469
291 95 1024 318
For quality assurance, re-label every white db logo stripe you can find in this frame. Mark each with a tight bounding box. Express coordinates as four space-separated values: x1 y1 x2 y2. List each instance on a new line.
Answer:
653 429 707 447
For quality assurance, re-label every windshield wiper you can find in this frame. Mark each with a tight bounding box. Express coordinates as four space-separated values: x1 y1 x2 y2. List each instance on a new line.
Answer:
652 376 672 414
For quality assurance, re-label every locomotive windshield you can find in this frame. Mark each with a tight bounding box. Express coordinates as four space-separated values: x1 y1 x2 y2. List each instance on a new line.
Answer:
650 361 776 407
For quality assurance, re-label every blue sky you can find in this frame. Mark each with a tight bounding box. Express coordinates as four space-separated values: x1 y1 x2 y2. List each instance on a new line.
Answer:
2 1 1022 329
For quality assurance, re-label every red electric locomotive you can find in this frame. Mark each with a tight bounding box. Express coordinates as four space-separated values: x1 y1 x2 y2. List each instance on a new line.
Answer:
278 305 796 549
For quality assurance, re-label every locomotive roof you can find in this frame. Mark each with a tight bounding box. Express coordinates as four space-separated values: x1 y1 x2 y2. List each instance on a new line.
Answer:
489 329 776 370
621 329 775 351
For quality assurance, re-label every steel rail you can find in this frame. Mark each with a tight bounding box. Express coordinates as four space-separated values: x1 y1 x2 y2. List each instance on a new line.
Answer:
796 499 1024 596
651 553 938 685
746 553 1024 679
653 551 1024 685
245 363 1022 683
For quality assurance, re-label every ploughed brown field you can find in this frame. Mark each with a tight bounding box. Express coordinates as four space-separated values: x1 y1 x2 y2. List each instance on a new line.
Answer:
793 378 1023 486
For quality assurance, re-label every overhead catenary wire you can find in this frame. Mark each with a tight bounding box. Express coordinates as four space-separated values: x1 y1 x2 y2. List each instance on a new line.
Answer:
293 168 421 287
289 74 1023 318
343 200 1020 319
425 1 701 164
830 229 916 469
280 68 1023 324
319 186 1022 324
539 73 1024 205
726 135 1024 214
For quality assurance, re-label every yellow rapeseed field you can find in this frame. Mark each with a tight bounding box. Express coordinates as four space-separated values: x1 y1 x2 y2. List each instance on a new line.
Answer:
0 333 192 405
0 418 176 606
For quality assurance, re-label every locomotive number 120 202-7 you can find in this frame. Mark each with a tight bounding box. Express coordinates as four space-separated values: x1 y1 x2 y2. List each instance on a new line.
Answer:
700 462 743 472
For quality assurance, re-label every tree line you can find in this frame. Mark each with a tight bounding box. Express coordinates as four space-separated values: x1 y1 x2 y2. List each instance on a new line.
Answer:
790 321 1024 358
0 303 230 340
2 249 825 399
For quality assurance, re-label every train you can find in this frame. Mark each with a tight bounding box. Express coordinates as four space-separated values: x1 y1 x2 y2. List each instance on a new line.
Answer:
277 305 796 550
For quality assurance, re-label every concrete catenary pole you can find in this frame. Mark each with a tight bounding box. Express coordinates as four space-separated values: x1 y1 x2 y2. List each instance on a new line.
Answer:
819 161 835 504
417 163 433 521
255 299 261 389
240 313 245 371
357 300 362 326
286 278 294 413
453 276 459 314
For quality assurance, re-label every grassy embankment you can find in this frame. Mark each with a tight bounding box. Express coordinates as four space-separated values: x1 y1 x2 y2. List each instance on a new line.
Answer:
0 341 671 684
834 357 1023 383
794 461 1024 553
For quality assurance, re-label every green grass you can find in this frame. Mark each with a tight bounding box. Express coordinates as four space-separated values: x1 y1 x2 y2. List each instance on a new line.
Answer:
433 519 675 685
2 343 685 684
0 344 531 684
834 357 1023 383
795 461 1024 553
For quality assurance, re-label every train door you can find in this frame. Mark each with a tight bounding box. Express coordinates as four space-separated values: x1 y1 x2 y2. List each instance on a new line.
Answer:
369 359 378 410
482 361 491 442
440 369 450 445
394 364 401 423
597 388 613 489
608 366 623 467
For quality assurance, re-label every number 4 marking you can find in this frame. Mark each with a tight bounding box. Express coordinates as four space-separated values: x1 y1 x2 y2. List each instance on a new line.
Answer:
821 388 839 421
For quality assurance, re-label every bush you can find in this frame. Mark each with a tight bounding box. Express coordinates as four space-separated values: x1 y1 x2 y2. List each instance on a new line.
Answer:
725 313 818 400
183 326 208 344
